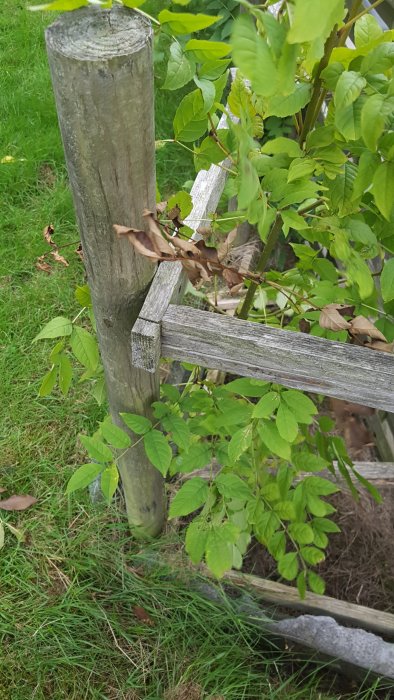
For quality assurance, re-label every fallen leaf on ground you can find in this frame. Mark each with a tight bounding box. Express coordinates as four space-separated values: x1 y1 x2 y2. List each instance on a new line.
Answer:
132 605 154 626
35 256 52 274
43 224 55 246
51 250 69 267
365 340 394 353
0 487 6 494
0 494 37 511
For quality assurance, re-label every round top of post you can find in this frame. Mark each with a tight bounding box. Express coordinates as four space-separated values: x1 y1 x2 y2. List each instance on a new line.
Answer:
45 6 151 61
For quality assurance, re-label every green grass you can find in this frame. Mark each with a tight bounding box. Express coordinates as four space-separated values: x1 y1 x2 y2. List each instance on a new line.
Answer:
0 1 393 698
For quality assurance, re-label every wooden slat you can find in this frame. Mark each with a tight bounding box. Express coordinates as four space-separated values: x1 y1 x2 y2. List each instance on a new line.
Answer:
160 305 394 411
214 569 394 638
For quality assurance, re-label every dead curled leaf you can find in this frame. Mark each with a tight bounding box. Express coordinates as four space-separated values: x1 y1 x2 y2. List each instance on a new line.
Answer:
0 494 37 511
132 605 154 626
50 250 69 267
114 212 244 291
35 256 52 274
43 224 55 246
319 304 352 331
349 316 387 342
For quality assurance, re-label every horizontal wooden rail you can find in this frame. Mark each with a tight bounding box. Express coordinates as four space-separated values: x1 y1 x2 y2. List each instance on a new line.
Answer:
157 305 394 412
214 569 394 638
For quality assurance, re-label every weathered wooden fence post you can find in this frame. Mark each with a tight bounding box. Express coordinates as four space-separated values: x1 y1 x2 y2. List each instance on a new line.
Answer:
45 6 165 536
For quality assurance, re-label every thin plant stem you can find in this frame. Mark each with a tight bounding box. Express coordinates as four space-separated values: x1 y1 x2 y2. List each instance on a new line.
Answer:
237 215 283 320
340 0 385 37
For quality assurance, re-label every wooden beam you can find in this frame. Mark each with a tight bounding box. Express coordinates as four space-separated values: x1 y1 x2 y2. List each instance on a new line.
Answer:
160 305 394 412
46 6 165 536
212 569 394 638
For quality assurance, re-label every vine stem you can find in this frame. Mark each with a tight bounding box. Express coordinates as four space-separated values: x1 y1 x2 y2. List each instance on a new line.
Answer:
237 215 283 320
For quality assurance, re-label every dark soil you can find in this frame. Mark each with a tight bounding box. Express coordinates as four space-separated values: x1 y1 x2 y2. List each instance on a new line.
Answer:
244 486 394 613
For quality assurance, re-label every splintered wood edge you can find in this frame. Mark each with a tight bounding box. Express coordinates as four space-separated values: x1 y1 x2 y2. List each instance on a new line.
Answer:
203 567 394 638
160 305 394 411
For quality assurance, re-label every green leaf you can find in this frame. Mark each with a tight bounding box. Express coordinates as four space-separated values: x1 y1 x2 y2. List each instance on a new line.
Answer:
287 158 315 183
173 89 208 142
281 210 308 235
274 500 296 520
215 473 252 500
335 71 366 111
66 463 104 494
297 571 307 599
167 190 193 219
92 377 106 406
158 10 221 35
278 552 299 581
300 546 325 565
261 137 302 158
161 414 190 451
282 390 317 422
185 39 231 61
352 151 379 201
223 378 269 397
306 494 334 517
252 391 280 419
361 94 385 151
198 59 231 80
276 403 299 443
163 42 195 90
361 42 394 74
289 522 314 545
304 476 339 496
228 426 252 463
335 96 363 142
185 520 209 564
287 0 344 44
100 419 131 449
100 463 119 503
347 252 374 300
74 284 92 307
355 14 382 48
39 365 58 397
80 435 113 464
372 161 394 221
174 442 212 474
258 421 291 461
70 327 99 371
144 430 172 477
381 258 394 303
276 463 294 499
321 62 344 91
238 155 260 209
308 571 326 595
30 0 88 10
265 83 311 118
58 353 73 396
169 477 209 518
232 15 278 98
205 524 238 578
120 413 152 435
329 162 358 216
194 134 227 171
33 317 73 342
313 517 340 534
194 76 216 113
292 451 329 473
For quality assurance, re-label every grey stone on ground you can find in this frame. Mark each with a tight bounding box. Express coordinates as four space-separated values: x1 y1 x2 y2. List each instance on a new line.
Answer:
270 615 394 679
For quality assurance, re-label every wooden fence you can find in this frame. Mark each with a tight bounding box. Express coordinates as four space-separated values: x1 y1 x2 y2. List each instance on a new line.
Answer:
45 5 394 646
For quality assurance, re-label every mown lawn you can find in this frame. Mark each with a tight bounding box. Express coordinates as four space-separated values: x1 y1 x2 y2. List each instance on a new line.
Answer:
0 1 391 698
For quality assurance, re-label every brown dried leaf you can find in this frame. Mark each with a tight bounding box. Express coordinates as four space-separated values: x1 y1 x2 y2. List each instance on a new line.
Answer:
181 259 211 285
222 267 244 290
217 228 238 262
319 304 352 331
349 316 388 342
142 211 176 256
0 494 37 511
114 225 164 260
156 201 167 215
132 605 154 626
335 304 355 317
170 236 200 257
167 205 181 221
365 340 394 353
50 250 69 267
195 240 220 266
35 256 52 274
43 224 55 246
75 244 83 261
0 487 6 494
299 318 311 334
